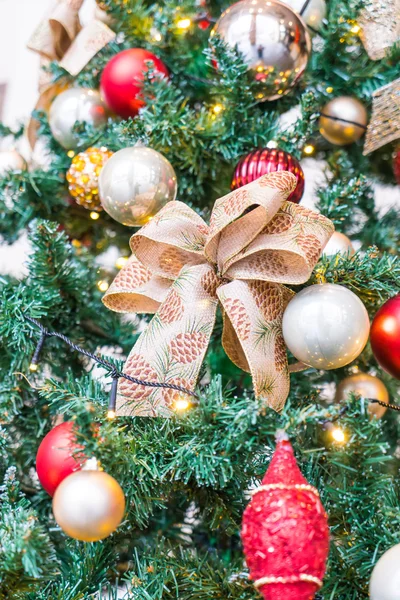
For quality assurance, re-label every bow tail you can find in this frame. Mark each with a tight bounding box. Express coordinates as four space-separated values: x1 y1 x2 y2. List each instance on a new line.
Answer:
116 264 219 417
218 281 294 413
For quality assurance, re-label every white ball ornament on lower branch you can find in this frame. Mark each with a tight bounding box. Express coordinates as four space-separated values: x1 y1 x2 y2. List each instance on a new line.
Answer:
322 231 355 257
49 88 108 150
370 544 400 600
0 149 27 175
52 461 125 542
98 146 177 227
282 284 370 369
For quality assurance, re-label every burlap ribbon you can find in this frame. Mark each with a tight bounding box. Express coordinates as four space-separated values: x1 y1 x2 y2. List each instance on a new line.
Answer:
27 0 115 147
103 172 334 417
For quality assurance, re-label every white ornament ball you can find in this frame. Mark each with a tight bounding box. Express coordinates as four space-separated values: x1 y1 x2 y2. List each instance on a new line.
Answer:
280 0 326 31
99 146 177 227
0 150 26 175
49 88 108 150
282 284 370 369
323 231 355 257
370 544 400 600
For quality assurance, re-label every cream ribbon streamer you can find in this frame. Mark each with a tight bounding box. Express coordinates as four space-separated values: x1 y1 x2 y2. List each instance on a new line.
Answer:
103 172 334 417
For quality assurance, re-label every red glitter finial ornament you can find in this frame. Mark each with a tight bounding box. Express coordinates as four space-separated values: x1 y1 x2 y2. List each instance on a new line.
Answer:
242 431 330 600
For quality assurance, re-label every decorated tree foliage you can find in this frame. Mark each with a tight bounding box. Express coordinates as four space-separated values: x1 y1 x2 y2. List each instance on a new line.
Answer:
0 0 399 598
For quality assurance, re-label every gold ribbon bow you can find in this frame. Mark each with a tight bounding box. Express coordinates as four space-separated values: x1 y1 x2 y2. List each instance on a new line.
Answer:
27 0 115 147
103 172 334 417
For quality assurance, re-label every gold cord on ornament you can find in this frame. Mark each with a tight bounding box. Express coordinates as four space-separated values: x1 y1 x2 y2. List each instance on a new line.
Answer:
250 483 320 499
254 573 323 589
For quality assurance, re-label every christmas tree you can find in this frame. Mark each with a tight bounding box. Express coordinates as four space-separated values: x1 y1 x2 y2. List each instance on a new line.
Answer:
0 0 400 598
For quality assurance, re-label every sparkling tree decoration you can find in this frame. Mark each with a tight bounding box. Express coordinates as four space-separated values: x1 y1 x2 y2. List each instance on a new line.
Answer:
242 431 330 600
67 146 113 211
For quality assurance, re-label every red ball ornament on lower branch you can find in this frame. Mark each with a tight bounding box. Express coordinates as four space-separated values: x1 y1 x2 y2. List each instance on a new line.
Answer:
232 148 305 203
36 422 85 496
100 48 169 119
370 294 400 379
242 432 330 600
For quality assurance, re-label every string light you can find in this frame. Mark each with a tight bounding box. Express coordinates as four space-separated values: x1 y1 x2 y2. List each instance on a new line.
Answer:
303 144 315 155
350 24 360 34
67 150 75 158
326 86 334 93
29 363 39 372
90 211 100 220
331 426 346 443
107 410 116 420
115 256 129 269
177 18 191 29
212 103 224 115
97 280 109 292
174 395 190 411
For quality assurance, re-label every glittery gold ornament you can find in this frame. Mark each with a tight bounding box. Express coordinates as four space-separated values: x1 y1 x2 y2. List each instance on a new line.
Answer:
66 146 113 211
53 467 125 542
364 78 400 155
335 372 389 419
319 97 368 146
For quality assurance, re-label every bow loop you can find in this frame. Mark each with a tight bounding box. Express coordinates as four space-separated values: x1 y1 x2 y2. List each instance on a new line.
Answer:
103 172 334 416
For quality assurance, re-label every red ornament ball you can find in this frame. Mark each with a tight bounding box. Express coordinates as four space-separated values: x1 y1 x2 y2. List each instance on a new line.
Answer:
393 148 400 185
242 433 330 600
370 294 400 379
36 422 85 496
100 49 169 119
231 148 305 203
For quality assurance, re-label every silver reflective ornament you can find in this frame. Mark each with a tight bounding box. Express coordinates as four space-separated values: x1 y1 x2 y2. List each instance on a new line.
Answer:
322 231 355 257
49 88 108 150
282 283 370 369
0 150 26 175
370 544 400 600
99 147 177 227
210 0 311 101
280 0 326 31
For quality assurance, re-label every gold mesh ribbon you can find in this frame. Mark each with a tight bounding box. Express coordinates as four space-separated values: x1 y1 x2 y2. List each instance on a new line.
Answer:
27 0 115 147
103 172 334 417
359 0 400 61
364 78 400 154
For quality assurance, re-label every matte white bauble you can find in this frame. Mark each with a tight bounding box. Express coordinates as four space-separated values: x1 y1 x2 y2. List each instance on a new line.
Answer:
0 150 26 175
323 231 355 257
282 283 370 369
370 544 400 600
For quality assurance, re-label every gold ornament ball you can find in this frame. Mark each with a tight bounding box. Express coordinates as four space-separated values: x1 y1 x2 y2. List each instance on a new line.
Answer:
0 149 26 175
53 470 125 542
210 0 311 101
319 96 368 145
66 146 113 211
322 231 355 257
335 373 389 419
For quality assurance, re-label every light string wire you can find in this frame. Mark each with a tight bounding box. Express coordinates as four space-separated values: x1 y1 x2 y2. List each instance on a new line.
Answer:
25 315 199 414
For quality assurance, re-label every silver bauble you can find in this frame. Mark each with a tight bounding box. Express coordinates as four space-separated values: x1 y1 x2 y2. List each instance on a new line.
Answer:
49 88 108 150
0 149 26 175
210 0 311 101
370 544 400 600
282 283 370 369
99 147 177 227
280 0 326 31
335 372 389 419
322 231 355 257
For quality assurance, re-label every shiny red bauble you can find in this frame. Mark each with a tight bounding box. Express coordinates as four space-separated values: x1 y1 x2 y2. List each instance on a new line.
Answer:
36 421 85 496
231 148 305 203
370 294 400 379
242 434 329 600
100 48 169 119
394 149 400 185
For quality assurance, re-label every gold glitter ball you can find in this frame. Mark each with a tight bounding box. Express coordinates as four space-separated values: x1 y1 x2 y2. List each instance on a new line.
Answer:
67 146 113 211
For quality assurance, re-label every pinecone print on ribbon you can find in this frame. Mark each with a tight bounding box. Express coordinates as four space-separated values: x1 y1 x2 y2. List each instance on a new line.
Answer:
224 189 250 217
159 247 188 277
259 171 297 195
118 354 158 400
275 335 287 372
249 282 282 322
295 204 328 226
248 251 289 278
224 298 251 341
158 290 184 324
200 269 220 299
297 234 322 266
130 236 142 255
169 332 208 364
262 212 294 235
162 377 194 406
